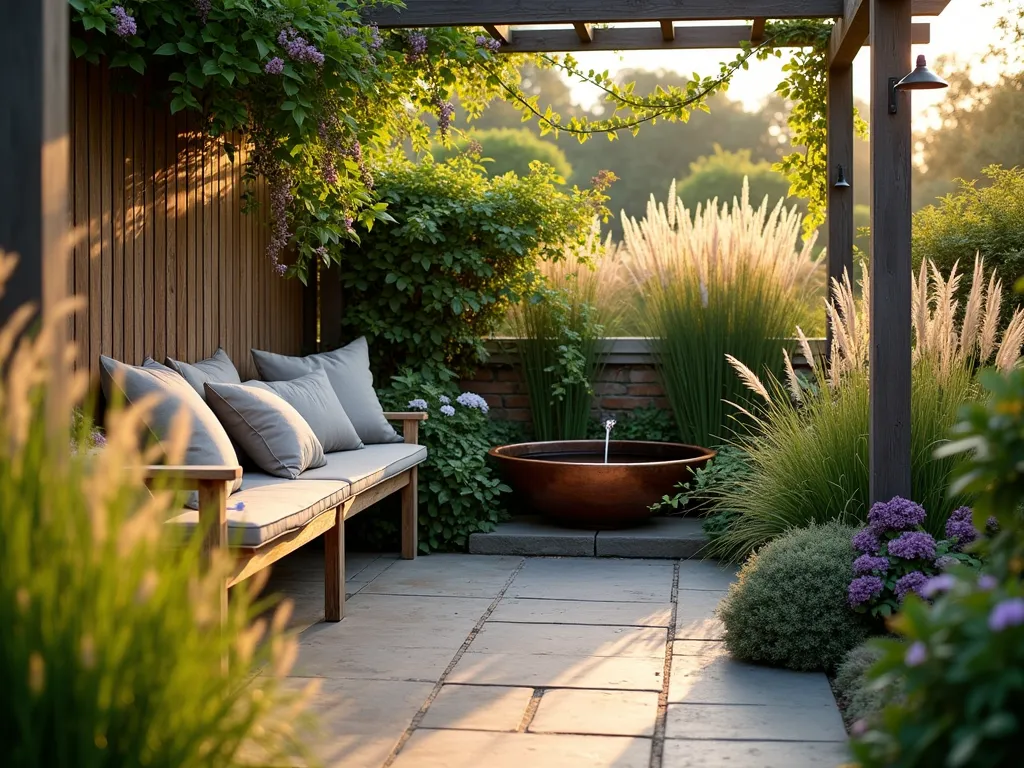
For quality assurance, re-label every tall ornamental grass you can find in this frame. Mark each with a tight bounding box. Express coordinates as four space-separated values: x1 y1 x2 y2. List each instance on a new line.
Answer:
0 250 311 767
712 256 1024 561
510 221 617 440
622 179 820 447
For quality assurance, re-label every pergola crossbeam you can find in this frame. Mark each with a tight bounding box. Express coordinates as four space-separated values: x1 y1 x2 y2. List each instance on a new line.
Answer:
751 17 767 43
831 0 948 65
497 22 928 53
660 20 675 41
573 23 594 43
483 24 512 44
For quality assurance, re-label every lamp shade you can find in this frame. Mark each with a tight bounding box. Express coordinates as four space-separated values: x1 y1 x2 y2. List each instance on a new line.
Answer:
895 55 948 91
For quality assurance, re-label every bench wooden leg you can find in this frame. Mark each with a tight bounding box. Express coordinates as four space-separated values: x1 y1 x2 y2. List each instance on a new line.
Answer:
324 506 345 621
401 466 418 560
197 479 229 627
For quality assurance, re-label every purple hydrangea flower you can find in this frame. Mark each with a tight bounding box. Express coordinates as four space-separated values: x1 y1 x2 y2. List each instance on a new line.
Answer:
987 516 1000 534
921 574 956 598
440 404 456 417
935 554 959 570
887 531 937 561
895 571 929 601
457 392 490 413
868 496 927 533
852 528 881 555
945 506 979 549
438 395 451 405
111 5 137 38
848 575 884 607
979 574 998 591
989 598 1024 631
264 57 285 75
853 554 889 576
905 641 927 667
408 398 429 411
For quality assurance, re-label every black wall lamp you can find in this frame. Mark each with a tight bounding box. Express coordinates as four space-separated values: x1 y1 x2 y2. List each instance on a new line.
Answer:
834 164 851 189
889 55 948 114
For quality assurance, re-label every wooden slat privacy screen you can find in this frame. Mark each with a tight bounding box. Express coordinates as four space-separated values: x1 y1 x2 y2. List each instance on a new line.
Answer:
69 60 303 382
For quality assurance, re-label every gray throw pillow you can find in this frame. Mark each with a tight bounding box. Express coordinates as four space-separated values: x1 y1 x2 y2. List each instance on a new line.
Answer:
250 337 401 445
247 369 363 453
165 348 241 399
204 382 326 479
99 355 243 506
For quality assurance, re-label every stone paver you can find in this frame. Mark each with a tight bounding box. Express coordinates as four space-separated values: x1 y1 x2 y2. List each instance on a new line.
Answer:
510 558 674 602
267 548 847 767
531 689 660 736
662 739 849 768
596 518 705 559
469 517 595 557
489 598 672 627
391 730 653 768
420 684 534 731
666 703 847 741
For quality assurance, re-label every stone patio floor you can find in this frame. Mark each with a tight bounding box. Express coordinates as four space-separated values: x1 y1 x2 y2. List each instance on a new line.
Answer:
265 548 850 768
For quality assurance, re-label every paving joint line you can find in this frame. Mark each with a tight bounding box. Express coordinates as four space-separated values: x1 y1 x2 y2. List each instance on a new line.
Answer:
517 688 546 733
381 557 528 767
650 559 680 768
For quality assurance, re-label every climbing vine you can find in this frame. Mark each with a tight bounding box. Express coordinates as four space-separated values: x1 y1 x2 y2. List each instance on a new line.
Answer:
69 2 845 275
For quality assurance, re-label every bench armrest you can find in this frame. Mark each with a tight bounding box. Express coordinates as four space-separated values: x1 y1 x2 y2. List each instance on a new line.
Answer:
383 412 428 445
142 465 242 489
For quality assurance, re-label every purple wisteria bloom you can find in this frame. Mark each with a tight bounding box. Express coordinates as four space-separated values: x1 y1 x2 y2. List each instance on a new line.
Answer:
194 0 212 24
440 404 456 417
921 573 956 598
905 641 928 667
406 31 428 61
278 28 325 66
852 528 881 555
474 35 502 52
848 575 884 607
111 6 136 38
989 598 1024 631
868 496 927 533
853 554 889 576
945 506 979 549
887 531 937 561
264 57 285 75
895 571 929 601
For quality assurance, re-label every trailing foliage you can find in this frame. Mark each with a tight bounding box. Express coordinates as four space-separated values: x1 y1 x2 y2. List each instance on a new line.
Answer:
70 0 523 280
509 223 612 440
650 446 751 515
338 157 608 379
623 180 819 448
380 371 511 552
718 522 869 672
0 251 306 767
913 166 1024 321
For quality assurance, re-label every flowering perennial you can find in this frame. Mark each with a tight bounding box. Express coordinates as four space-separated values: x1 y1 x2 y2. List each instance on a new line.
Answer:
407 399 429 411
895 571 929 601
868 496 927 533
440 404 456 417
945 506 980 549
853 554 889 576
278 28 325 66
989 598 1024 632
888 532 937 561
111 6 136 38
456 392 489 413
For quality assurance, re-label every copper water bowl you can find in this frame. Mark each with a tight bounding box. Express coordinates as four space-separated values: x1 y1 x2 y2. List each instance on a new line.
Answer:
489 440 716 529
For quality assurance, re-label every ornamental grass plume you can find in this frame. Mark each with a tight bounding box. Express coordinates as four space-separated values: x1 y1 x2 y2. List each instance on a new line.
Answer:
0 248 312 767
622 178 820 447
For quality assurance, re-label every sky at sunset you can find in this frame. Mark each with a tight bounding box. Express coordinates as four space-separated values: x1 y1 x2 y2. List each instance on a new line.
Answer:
558 0 1003 131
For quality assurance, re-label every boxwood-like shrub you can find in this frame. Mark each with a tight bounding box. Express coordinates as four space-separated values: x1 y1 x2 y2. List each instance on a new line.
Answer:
719 522 868 672
834 641 902 729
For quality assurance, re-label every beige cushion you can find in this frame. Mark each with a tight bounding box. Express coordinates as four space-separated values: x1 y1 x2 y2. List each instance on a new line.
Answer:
165 348 241 399
205 382 326 479
167 473 350 547
247 369 363 453
297 442 427 494
99 355 242 507
251 337 401 445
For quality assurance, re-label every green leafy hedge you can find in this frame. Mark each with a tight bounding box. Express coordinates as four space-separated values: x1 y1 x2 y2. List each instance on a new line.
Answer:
338 157 609 379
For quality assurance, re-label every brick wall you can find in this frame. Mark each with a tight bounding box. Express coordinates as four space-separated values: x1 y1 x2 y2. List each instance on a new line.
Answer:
460 338 824 423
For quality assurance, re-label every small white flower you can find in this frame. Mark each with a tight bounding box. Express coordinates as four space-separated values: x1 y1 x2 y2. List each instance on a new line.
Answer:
408 398 429 410
456 392 490 413
440 404 456 416
438 395 451 404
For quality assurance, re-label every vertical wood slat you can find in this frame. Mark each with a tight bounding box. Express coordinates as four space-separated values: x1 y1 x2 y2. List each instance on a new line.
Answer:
70 62 303 380
869 0 913 503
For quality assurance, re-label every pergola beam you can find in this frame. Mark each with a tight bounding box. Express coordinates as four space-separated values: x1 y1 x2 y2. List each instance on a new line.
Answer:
660 20 675 41
573 23 594 43
366 1 848 27
751 17 767 43
831 0 948 65
499 22 928 53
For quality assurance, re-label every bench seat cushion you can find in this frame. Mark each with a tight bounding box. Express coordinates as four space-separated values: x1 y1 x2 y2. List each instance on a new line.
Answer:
297 443 427 494
167 473 350 548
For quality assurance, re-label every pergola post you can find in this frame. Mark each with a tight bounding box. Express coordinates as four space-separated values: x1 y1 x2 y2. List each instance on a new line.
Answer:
868 0 913 503
0 0 69 329
826 63 855 354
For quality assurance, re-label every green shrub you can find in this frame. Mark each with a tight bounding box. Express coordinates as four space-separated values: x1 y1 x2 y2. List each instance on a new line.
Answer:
719 522 869 672
623 180 819 448
0 315 303 765
380 371 511 552
338 156 608 379
834 641 902 729
851 367 1024 767
432 128 573 181
913 165 1024 322
675 146 797 216
650 445 751 513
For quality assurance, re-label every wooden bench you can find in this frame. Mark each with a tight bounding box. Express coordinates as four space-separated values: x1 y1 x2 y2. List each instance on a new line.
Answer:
144 412 427 621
